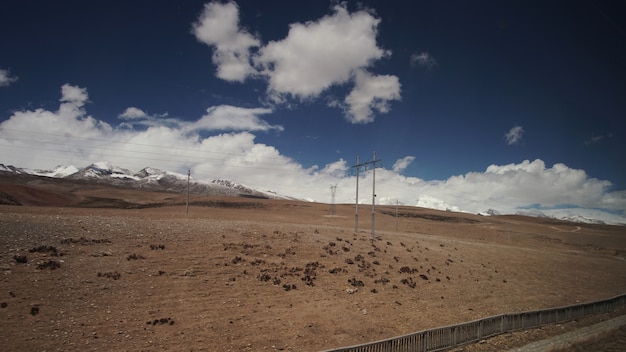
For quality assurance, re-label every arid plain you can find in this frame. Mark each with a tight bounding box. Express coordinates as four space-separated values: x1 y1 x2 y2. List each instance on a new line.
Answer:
1 179 625 351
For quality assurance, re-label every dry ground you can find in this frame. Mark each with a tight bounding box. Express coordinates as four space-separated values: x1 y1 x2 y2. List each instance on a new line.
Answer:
1 187 625 351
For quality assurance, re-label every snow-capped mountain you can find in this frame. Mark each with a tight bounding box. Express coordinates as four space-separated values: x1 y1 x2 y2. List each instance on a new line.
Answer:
560 214 606 225
31 165 80 178
0 164 24 174
0 164 80 178
0 162 290 199
515 209 549 218
211 179 298 200
69 162 135 179
0 161 623 225
478 208 501 216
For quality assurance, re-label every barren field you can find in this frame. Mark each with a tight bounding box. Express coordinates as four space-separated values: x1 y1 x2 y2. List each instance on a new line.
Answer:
1 185 626 351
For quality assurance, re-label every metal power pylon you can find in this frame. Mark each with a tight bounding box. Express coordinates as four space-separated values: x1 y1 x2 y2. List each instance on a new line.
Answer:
329 184 337 215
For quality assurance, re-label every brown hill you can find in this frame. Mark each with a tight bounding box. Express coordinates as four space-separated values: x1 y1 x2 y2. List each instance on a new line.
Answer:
0 172 188 207
0 176 625 351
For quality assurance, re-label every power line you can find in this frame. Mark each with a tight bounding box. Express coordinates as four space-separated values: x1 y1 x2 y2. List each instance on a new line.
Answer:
0 139 306 174
1 129 515 210
0 127 315 165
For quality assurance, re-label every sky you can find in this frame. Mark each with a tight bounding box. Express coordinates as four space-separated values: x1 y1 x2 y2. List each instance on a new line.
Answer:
1 1 625 223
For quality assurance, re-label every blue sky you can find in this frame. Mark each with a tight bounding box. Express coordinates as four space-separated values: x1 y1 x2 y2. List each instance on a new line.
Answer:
1 1 625 222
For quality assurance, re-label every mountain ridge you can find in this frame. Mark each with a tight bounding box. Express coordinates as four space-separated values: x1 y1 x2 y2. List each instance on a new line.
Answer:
0 162 293 201
0 162 622 225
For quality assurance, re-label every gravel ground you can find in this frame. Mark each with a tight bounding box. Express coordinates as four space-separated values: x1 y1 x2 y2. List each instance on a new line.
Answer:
1 202 625 351
506 314 626 351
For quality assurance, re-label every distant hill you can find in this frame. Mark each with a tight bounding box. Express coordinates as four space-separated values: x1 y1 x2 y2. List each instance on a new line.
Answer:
0 162 297 207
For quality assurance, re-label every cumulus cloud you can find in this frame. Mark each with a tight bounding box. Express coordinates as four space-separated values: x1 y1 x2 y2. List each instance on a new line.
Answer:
118 108 182 130
255 4 388 100
410 52 437 69
475 159 610 208
0 85 623 224
370 159 625 223
319 159 349 178
1 85 112 148
0 85 283 176
119 107 148 120
117 105 280 133
344 70 401 123
60 84 89 107
392 156 415 173
192 1 400 124
504 125 524 145
185 105 282 132
192 1 260 82
0 68 18 87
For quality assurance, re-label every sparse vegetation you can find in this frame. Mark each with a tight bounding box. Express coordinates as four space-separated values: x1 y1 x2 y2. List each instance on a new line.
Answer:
13 254 28 263
0 193 623 352
36 260 61 270
126 253 145 260
98 271 121 280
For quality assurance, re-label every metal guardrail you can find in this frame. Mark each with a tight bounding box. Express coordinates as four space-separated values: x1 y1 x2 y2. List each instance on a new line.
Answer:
322 293 626 352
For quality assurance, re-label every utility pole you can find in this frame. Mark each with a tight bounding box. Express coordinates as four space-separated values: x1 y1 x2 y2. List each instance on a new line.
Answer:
352 153 381 237
396 199 399 231
370 151 380 238
329 184 337 215
354 156 360 233
186 169 190 216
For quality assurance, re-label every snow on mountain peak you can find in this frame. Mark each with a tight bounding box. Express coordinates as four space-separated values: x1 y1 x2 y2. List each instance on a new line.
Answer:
34 165 79 178
78 162 133 179
478 208 501 216
136 167 164 175
134 167 189 183
2 160 624 225
0 164 23 173
90 162 131 175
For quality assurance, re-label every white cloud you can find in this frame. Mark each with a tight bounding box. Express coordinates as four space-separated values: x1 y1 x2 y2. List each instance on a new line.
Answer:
392 156 415 173
472 159 609 208
117 105 280 133
0 85 282 175
60 84 88 104
319 159 348 178
504 125 524 145
0 68 18 87
255 4 388 100
193 1 400 124
410 52 437 69
1 85 113 160
334 159 624 223
185 105 282 132
0 85 623 224
584 132 612 145
344 70 401 123
119 107 148 120
118 108 180 130
191 1 260 82
415 195 460 212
